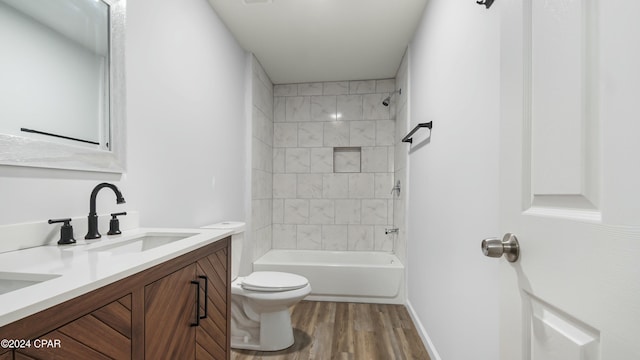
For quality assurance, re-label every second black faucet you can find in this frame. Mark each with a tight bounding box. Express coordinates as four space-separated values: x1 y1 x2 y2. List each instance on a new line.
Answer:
85 183 126 240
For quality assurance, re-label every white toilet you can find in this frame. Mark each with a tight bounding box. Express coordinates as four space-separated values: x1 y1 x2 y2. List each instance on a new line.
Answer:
202 222 311 351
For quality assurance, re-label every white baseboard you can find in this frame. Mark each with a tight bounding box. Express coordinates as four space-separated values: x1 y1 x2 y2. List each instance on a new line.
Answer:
406 299 442 360
304 294 404 304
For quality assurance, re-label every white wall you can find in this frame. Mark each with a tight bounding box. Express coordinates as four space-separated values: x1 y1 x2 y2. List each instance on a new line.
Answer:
0 0 247 231
406 1 501 359
125 0 246 227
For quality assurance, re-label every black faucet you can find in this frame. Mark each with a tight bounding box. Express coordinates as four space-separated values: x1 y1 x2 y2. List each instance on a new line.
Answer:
85 183 126 240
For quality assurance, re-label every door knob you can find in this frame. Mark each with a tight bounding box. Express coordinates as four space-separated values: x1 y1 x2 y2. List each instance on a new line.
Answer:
481 233 520 262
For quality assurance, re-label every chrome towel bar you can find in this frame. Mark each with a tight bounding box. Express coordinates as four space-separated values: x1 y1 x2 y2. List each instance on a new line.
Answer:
401 122 432 144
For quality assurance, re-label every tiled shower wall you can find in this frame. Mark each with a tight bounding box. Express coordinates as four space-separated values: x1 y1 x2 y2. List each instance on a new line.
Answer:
393 51 409 265
251 56 274 261
272 79 397 251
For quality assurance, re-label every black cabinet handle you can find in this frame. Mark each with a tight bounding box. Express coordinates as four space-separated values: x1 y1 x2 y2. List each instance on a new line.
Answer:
190 280 200 327
198 276 208 320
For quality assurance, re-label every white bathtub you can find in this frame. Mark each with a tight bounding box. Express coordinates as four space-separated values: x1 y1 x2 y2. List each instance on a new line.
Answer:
253 250 405 304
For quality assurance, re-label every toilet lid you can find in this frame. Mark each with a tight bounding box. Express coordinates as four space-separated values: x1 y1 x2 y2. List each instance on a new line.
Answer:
241 271 308 292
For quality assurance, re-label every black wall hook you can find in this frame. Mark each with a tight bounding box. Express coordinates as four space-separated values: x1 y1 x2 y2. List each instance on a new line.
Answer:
477 0 494 9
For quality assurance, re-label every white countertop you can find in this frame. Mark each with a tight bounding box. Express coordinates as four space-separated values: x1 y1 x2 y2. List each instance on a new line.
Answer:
0 227 232 327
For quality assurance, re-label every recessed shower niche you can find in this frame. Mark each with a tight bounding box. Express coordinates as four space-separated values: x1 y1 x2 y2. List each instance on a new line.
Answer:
333 147 361 173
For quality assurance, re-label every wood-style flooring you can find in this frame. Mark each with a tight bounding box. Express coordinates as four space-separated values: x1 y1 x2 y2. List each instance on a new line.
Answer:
231 301 430 360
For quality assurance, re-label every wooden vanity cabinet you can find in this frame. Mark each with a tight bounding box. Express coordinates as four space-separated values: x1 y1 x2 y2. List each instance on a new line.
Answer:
195 251 230 359
14 295 132 360
145 264 198 359
145 250 230 360
0 237 230 360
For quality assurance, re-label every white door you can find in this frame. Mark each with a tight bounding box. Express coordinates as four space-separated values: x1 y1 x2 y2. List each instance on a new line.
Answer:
498 0 640 359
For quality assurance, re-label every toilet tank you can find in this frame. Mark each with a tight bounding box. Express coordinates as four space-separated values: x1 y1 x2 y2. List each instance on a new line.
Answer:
201 222 245 281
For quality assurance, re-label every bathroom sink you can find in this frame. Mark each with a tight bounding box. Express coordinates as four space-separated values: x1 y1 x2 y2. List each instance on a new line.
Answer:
0 272 61 295
86 232 193 255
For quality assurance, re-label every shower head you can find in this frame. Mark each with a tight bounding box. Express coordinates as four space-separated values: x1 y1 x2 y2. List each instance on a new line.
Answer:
382 89 401 107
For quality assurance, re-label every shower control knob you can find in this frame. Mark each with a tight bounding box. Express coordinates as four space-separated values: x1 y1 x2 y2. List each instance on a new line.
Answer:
481 233 519 262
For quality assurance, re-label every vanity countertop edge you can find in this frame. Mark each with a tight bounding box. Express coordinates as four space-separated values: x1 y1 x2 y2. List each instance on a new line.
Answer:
0 227 233 327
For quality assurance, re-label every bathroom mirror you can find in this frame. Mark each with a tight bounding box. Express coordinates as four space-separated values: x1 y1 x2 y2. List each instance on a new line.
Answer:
0 0 126 173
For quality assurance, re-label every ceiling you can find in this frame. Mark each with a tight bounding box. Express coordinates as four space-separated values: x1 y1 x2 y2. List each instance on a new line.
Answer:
206 0 428 84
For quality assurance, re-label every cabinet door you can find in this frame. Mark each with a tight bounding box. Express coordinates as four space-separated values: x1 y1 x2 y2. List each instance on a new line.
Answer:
14 294 132 360
195 247 229 360
145 264 197 359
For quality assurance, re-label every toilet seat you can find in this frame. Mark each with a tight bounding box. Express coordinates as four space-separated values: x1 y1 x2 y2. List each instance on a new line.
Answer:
241 271 308 292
